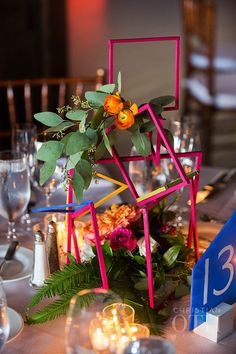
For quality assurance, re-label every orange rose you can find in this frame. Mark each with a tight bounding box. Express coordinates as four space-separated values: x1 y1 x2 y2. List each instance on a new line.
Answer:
115 109 135 130
103 94 124 115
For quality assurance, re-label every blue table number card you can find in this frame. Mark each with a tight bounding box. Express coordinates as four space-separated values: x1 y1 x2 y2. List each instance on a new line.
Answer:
189 211 236 330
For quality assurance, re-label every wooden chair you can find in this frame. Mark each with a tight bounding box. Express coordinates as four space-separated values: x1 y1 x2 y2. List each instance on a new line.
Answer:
0 68 106 148
181 0 236 165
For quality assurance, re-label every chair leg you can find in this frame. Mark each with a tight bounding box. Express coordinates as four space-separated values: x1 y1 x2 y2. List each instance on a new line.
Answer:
200 106 214 165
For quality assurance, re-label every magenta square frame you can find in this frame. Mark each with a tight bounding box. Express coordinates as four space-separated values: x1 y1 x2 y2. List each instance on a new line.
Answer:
108 36 180 111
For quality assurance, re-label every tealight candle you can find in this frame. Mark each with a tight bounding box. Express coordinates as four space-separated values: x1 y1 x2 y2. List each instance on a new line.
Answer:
102 303 135 324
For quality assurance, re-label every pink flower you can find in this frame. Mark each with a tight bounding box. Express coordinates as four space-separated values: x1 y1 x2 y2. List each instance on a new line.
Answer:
109 227 137 252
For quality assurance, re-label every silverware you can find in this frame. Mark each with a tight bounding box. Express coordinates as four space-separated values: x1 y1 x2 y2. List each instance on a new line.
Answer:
0 241 19 274
196 168 236 204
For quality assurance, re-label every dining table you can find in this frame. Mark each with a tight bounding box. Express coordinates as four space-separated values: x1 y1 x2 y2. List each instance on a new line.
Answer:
1 165 236 354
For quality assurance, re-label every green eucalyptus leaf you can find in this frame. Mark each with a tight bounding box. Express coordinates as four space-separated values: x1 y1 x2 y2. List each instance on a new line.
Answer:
39 161 56 185
137 105 163 119
103 131 112 155
149 95 175 107
131 131 151 156
140 120 156 133
72 170 85 203
94 140 106 161
36 141 64 162
75 159 92 190
45 121 74 133
86 128 98 145
65 131 90 155
97 84 115 94
67 152 83 170
163 245 182 267
34 112 64 127
117 71 122 93
85 91 108 108
102 241 113 256
161 128 174 148
66 109 88 121
133 255 146 265
91 106 105 129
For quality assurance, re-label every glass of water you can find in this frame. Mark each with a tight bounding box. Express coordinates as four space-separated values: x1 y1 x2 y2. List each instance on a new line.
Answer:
0 151 31 238
0 278 9 352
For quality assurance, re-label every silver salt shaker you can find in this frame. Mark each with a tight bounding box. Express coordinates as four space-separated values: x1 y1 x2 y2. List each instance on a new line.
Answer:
30 230 50 288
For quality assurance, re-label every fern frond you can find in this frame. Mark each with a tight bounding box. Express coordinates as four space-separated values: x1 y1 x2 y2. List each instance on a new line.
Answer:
28 262 96 309
26 290 78 324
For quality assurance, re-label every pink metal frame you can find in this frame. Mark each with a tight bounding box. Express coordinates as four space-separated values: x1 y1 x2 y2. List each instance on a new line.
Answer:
108 36 180 111
65 36 202 309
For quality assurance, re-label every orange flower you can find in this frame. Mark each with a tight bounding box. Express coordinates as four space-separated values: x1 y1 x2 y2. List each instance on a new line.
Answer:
103 94 124 115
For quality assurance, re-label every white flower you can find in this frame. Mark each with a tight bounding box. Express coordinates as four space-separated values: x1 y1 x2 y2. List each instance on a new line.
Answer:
137 236 158 257
80 241 95 263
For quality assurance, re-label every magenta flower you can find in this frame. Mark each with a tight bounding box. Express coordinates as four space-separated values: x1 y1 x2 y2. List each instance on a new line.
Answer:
109 227 137 252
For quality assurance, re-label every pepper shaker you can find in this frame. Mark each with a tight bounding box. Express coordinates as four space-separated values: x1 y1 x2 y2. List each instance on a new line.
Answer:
46 221 60 273
30 230 50 288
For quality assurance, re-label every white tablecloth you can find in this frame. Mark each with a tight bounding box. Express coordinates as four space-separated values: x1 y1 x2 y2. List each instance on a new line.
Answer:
2 166 236 354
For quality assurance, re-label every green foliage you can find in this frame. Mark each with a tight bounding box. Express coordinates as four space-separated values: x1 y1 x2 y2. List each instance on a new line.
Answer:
33 74 175 203
26 201 191 333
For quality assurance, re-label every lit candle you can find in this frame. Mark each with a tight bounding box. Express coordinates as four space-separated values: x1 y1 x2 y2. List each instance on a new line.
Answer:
102 303 135 324
91 327 110 352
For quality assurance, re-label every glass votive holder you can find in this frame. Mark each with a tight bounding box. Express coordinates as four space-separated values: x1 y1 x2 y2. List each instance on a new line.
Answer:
123 336 176 354
102 303 135 324
128 323 150 341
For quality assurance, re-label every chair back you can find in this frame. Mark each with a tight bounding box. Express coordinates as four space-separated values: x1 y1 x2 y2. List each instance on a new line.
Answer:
182 0 215 94
0 68 105 146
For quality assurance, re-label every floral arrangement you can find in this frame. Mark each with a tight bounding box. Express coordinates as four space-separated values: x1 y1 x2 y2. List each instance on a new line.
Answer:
34 73 174 202
26 202 192 333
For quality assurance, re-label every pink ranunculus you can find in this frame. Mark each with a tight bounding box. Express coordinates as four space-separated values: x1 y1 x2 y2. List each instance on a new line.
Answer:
109 227 137 252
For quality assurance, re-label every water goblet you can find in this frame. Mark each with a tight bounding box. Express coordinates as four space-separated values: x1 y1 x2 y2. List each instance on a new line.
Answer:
12 123 37 225
0 151 31 239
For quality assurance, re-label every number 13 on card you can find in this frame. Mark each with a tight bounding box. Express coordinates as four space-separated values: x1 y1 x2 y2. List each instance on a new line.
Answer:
190 212 236 330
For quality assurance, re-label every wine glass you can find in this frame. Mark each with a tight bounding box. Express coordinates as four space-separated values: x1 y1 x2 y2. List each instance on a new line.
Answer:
163 117 201 225
32 158 65 207
0 278 9 352
12 123 37 225
0 151 31 239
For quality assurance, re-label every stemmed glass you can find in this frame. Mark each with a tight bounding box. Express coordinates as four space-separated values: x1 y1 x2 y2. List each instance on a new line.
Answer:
0 278 9 352
12 123 37 225
0 151 31 238
32 158 65 207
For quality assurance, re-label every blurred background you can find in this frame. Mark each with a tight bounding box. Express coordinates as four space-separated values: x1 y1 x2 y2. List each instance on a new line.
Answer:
0 0 236 167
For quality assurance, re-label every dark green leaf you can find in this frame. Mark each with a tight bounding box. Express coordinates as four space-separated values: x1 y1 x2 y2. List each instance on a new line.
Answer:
34 112 64 127
163 245 182 267
67 152 83 170
97 84 115 94
72 170 85 203
94 140 106 161
85 91 108 108
39 161 56 185
103 131 112 155
133 255 146 265
36 141 64 162
45 121 74 133
75 159 92 189
134 278 148 291
140 120 156 133
131 131 151 156
149 95 175 107
161 128 174 149
66 109 88 121
65 131 90 155
91 106 105 129
86 128 98 145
